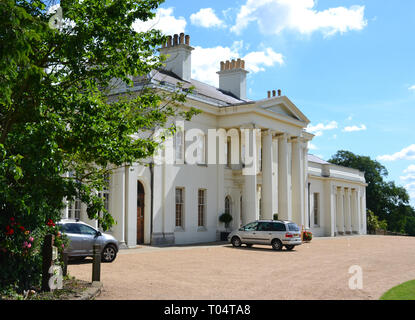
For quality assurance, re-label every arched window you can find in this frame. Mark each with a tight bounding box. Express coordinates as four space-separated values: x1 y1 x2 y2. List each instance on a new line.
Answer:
225 196 232 215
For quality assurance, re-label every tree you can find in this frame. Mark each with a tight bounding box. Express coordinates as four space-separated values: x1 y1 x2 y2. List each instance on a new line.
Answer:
329 150 415 235
0 0 197 292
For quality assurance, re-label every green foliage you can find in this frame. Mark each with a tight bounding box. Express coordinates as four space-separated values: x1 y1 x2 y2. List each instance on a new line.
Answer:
366 210 387 233
219 213 233 224
329 150 415 235
273 213 278 220
0 0 197 291
380 280 415 300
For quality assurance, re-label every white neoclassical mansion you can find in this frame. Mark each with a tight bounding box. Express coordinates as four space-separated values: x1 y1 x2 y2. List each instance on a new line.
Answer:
62 34 367 247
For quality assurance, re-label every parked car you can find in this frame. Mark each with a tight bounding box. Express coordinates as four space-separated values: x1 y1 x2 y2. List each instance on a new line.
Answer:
57 219 119 262
228 220 302 251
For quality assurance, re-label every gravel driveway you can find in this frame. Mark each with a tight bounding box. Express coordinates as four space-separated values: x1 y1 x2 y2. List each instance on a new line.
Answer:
68 235 415 300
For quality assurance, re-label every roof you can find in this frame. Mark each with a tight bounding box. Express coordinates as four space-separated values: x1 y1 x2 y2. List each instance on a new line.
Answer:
134 70 248 106
307 154 330 165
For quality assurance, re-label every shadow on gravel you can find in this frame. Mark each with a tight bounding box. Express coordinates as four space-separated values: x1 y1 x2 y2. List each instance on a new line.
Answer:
224 245 298 253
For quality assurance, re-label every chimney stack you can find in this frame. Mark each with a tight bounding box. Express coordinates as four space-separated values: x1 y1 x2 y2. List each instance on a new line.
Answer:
159 33 194 82
217 58 249 100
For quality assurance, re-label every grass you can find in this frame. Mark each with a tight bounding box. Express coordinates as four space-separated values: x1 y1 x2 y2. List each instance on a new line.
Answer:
380 280 415 300
1 276 91 300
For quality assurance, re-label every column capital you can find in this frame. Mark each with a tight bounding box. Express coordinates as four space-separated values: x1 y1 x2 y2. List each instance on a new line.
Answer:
276 132 289 140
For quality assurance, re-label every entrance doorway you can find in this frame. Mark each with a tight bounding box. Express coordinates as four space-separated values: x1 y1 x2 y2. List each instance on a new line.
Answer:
137 181 145 244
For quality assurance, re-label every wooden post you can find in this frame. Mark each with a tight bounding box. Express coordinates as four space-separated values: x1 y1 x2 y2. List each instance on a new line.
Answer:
62 252 68 277
92 244 101 282
41 234 54 292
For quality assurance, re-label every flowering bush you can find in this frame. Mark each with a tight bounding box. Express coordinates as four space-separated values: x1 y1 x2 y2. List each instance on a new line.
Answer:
0 217 69 293
302 230 313 242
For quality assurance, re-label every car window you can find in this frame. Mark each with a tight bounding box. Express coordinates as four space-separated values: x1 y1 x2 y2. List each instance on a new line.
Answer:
78 224 98 236
243 222 258 231
288 223 300 231
61 223 81 234
258 222 273 231
271 223 286 231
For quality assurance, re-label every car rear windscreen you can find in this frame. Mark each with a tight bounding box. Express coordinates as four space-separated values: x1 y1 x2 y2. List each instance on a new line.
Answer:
287 223 300 231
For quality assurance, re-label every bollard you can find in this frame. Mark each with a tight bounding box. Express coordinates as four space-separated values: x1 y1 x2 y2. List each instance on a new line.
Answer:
92 244 101 282
41 234 54 292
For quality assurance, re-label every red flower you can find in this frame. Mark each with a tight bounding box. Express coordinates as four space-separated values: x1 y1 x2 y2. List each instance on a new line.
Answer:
46 219 55 227
19 226 25 232
5 225 14 236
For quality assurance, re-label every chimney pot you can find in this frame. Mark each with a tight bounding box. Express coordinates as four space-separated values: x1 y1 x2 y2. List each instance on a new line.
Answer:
272 90 276 97
220 61 225 71
230 59 236 69
179 33 184 44
173 34 178 45
166 36 172 47
278 89 281 96
225 60 230 70
241 60 245 69
267 91 271 98
185 35 190 45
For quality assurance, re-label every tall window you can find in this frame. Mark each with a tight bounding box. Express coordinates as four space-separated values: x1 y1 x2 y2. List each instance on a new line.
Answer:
68 199 81 220
198 189 206 227
98 174 110 228
174 130 184 163
175 188 184 228
313 193 320 226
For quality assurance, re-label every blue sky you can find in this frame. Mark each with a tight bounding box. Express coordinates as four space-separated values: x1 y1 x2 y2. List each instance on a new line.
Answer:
135 0 415 204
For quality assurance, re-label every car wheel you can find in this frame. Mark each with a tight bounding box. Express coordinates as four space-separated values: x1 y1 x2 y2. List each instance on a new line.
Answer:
231 236 242 247
271 239 283 251
101 244 117 263
285 245 295 251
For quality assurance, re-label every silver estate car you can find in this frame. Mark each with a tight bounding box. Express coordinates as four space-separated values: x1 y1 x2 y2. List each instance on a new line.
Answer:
58 219 119 263
228 220 302 251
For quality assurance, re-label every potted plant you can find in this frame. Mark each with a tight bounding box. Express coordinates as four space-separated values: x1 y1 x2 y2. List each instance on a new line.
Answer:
273 213 278 220
219 213 233 241
302 229 313 242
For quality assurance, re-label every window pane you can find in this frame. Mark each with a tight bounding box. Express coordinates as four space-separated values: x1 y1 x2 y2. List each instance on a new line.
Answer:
271 223 286 232
79 224 97 235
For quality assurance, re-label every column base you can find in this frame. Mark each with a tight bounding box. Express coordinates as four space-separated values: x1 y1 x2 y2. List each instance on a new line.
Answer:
345 231 352 235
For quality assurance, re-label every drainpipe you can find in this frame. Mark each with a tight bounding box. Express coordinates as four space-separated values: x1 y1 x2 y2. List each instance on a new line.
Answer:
149 162 154 245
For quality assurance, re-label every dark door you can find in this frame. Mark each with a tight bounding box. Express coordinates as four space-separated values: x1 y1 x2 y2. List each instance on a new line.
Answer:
137 181 145 244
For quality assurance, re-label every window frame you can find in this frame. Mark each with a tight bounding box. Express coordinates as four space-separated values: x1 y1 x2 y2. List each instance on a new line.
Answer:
197 189 206 228
175 187 185 229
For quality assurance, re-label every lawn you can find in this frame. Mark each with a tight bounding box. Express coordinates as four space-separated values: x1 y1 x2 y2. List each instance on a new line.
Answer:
380 280 415 300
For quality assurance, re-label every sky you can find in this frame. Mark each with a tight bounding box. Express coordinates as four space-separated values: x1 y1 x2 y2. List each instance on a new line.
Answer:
134 0 415 205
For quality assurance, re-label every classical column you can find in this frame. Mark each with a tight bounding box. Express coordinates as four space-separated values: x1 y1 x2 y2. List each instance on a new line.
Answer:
351 189 359 234
110 167 126 247
278 133 290 221
336 187 344 235
241 127 258 224
261 130 274 220
345 188 352 234
291 137 304 226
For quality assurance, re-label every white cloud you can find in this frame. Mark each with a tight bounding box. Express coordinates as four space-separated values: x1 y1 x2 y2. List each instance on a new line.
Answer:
243 48 284 73
307 121 338 137
231 0 367 37
377 144 415 162
192 43 284 87
404 165 415 174
308 143 318 150
133 7 186 35
409 85 415 91
190 8 225 28
342 124 367 132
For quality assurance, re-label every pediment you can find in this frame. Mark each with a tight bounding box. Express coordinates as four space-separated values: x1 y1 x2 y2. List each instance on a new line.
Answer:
259 96 310 124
